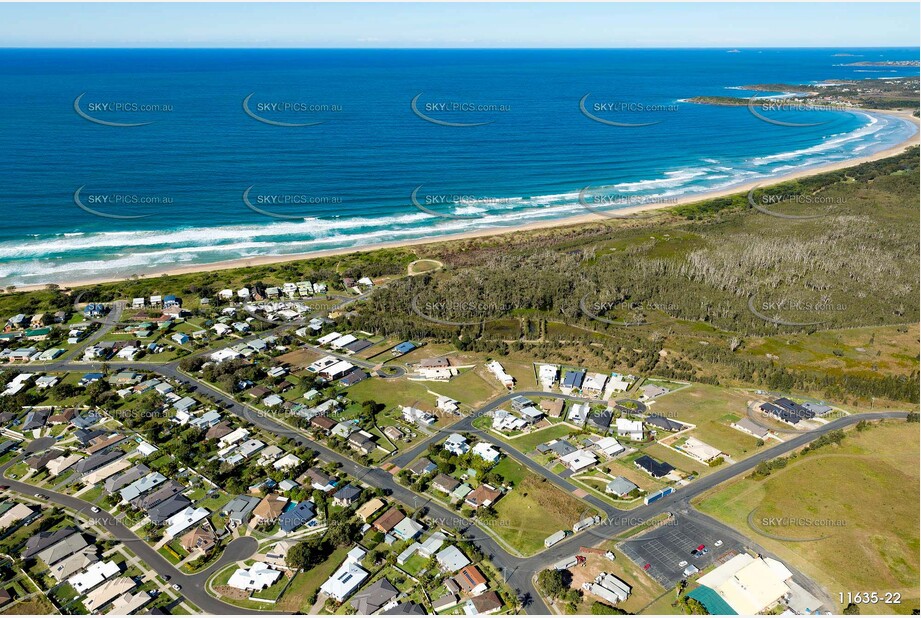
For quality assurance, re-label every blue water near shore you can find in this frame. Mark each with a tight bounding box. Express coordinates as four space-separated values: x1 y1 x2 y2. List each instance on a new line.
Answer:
0 48 917 286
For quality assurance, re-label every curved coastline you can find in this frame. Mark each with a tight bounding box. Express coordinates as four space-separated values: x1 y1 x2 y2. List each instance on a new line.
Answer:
7 107 920 291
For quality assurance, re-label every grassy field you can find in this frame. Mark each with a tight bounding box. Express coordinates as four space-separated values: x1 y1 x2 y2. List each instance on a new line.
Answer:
647 384 765 460
695 420 920 614
488 459 593 556
345 377 433 409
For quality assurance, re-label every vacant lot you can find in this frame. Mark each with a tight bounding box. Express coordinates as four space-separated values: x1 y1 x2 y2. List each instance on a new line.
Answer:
696 421 920 615
489 461 593 556
649 383 765 460
564 549 667 615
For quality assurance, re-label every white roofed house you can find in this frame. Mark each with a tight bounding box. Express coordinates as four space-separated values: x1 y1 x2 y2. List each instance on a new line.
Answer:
227 562 282 592
679 437 724 463
537 364 559 389
444 433 469 456
581 372 609 397
604 373 633 397
320 547 369 602
316 331 342 346
560 449 598 473
472 442 501 464
486 360 515 389
568 402 589 426
615 417 645 441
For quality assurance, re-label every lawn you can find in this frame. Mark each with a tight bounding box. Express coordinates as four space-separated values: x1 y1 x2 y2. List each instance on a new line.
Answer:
488 461 593 556
279 546 351 612
695 420 920 615
505 424 575 454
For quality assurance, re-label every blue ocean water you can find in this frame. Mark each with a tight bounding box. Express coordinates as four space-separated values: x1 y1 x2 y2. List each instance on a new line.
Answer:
0 48 917 286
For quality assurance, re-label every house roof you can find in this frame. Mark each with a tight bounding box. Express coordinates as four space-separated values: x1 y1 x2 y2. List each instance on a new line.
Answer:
355 498 385 522
373 507 405 533
381 603 426 616
432 473 460 492
350 577 398 614
23 527 78 559
435 545 470 572
606 476 638 496
408 457 436 475
253 494 288 521
470 591 503 613
334 485 362 502
465 484 501 508
279 501 315 533
148 495 193 525
635 455 675 477
646 415 685 432
455 565 487 592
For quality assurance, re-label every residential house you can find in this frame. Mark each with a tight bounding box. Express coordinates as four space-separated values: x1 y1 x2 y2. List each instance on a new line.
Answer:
465 484 501 510
333 485 362 507
252 494 288 524
443 433 469 456
605 477 639 497
227 562 282 592
350 578 399 615
320 547 369 602
279 501 315 534
355 498 385 523
615 418 645 441
454 565 488 594
435 545 470 572
372 507 405 534
407 457 437 476
634 455 675 478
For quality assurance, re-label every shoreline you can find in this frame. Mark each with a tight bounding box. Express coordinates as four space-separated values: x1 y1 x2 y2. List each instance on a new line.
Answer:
12 108 920 293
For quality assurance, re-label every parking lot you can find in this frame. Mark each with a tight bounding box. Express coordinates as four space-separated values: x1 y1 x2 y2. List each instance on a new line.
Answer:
618 512 744 587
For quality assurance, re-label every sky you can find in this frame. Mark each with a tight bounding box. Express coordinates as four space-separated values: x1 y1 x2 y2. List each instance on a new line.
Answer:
0 3 918 48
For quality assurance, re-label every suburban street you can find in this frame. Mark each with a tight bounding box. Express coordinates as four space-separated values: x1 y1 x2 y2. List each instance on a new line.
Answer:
2 296 909 614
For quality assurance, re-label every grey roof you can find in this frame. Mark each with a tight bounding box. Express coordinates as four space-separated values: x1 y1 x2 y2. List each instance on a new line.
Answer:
147 494 192 525
381 603 426 616
408 457 436 476
279 501 315 533
548 440 576 457
74 449 123 475
587 409 613 431
223 495 260 523
645 415 684 432
350 578 398 614
104 464 150 494
733 417 770 438
606 477 639 496
23 527 78 559
334 485 362 503
35 532 89 566
132 480 184 511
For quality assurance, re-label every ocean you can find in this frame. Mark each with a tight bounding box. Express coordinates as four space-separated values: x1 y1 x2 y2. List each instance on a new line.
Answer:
0 48 917 286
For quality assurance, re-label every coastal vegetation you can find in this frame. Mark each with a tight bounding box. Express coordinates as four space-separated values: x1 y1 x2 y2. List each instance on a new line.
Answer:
2 150 919 408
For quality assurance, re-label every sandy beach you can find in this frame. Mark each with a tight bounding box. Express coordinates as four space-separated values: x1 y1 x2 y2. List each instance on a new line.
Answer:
16 108 919 293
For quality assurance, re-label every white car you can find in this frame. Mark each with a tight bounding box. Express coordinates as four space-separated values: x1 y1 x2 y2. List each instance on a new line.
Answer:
90 506 100 513
714 540 723 547
678 560 688 567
